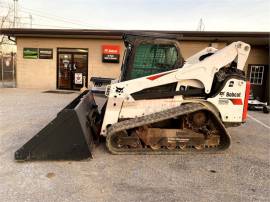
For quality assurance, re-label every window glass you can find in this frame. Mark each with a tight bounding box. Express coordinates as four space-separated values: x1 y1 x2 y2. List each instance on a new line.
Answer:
130 43 178 79
249 65 264 85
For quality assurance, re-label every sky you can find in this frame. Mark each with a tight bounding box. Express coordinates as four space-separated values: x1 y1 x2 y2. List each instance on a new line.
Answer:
0 0 269 31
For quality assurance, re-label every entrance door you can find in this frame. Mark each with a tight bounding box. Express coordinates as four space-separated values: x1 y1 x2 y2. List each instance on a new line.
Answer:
57 49 88 90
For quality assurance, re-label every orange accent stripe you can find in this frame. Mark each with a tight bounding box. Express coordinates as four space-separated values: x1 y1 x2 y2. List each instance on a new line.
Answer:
147 72 173 81
230 98 243 105
242 81 250 121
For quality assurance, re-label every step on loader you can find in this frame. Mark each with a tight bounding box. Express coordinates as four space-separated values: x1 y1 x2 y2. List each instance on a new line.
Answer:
15 33 251 161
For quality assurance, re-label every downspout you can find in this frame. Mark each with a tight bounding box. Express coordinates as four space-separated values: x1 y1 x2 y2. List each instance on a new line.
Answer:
7 36 17 87
8 36 16 43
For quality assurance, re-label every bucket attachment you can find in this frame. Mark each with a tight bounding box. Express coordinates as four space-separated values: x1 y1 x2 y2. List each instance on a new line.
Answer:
15 90 101 161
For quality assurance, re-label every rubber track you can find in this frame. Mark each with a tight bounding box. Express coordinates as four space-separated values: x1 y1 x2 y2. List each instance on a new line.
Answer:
106 103 231 154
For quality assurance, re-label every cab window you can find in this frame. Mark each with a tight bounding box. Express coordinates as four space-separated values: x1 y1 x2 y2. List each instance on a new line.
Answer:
130 43 178 79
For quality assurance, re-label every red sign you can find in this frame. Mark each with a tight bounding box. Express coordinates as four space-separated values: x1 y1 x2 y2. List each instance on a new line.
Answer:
102 45 120 54
102 45 120 63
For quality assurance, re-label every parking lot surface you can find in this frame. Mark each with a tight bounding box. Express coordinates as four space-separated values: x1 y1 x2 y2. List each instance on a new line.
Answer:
0 89 269 202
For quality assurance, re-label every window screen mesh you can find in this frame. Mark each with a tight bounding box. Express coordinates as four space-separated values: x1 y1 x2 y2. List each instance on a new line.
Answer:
130 44 178 79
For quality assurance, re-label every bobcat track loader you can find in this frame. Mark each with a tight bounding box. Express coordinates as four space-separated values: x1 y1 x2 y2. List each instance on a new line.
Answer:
15 33 251 161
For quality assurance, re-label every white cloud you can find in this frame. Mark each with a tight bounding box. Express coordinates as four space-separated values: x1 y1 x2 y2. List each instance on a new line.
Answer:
9 0 270 31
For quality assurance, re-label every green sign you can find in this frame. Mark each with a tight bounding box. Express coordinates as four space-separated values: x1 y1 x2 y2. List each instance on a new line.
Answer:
23 48 38 59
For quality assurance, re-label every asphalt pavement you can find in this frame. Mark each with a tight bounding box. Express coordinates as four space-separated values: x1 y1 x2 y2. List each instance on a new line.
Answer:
0 88 269 202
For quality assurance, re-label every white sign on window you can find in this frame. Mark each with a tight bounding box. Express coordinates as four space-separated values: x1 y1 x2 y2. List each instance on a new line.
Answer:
5 58 11 67
74 73 83 84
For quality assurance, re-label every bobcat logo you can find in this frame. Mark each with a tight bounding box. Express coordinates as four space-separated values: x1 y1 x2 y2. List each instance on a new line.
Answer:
226 92 241 97
116 87 124 93
229 81 234 87
219 92 225 97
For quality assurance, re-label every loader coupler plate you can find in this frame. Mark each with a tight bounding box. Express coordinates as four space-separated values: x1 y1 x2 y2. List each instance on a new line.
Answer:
15 90 100 161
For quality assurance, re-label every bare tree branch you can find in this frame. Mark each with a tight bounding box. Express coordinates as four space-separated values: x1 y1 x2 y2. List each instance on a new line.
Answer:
0 3 16 53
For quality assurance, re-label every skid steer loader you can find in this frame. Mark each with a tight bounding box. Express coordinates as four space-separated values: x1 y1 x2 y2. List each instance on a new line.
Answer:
15 33 251 161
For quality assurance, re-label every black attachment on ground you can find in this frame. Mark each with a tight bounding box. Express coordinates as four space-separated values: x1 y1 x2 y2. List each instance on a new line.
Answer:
15 90 100 161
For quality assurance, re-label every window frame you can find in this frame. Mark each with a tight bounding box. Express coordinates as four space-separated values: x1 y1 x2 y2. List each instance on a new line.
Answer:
249 65 265 85
124 38 183 80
